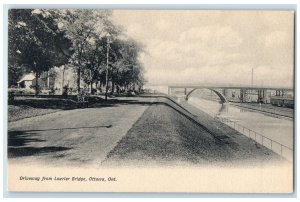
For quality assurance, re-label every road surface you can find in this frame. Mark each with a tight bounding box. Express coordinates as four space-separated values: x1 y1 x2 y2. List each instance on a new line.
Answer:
8 95 283 168
8 97 153 168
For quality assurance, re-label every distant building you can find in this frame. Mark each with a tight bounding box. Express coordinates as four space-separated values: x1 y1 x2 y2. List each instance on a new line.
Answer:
17 73 35 89
17 72 55 90
16 66 106 94
227 89 266 103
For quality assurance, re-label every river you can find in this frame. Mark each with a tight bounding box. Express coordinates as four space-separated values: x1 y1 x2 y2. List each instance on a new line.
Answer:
188 97 293 149
146 85 294 152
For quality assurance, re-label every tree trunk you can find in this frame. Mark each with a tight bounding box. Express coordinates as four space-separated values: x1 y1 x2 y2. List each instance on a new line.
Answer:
47 70 50 89
61 65 65 95
77 66 81 93
105 82 109 100
90 81 93 94
111 76 115 95
35 69 39 95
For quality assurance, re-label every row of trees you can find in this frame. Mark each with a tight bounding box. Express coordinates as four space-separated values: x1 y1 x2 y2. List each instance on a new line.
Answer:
8 9 146 96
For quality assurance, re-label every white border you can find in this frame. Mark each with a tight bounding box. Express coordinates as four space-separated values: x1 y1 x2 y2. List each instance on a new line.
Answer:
1 1 299 201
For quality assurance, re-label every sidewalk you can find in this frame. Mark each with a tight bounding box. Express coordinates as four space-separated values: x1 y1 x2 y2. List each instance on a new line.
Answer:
230 102 294 118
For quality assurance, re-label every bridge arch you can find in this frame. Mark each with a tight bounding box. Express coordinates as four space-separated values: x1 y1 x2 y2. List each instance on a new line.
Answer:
185 88 228 103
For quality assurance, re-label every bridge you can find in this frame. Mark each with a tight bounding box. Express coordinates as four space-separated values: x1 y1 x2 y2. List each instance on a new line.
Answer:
167 84 294 104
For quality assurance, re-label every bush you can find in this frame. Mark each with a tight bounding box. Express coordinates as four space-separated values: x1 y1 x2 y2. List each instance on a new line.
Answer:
91 88 97 95
41 89 52 95
62 85 69 98
8 92 15 103
8 88 35 95
127 90 136 96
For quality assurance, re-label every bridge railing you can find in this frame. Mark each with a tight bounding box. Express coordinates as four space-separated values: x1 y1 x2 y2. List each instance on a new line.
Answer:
215 116 293 161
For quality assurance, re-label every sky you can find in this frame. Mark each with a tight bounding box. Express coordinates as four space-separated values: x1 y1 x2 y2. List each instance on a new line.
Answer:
112 10 294 87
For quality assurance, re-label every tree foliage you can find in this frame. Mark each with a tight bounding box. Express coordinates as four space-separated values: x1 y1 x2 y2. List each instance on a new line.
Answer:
8 9 71 93
8 9 146 95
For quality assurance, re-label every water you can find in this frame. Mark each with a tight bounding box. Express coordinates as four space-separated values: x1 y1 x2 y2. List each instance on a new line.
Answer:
188 97 293 149
145 85 293 151
144 85 169 94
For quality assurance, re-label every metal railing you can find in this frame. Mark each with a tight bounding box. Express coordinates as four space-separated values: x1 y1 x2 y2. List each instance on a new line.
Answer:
215 116 293 161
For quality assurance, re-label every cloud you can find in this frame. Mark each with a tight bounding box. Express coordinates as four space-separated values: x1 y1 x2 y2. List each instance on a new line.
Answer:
179 25 243 50
146 62 293 88
147 25 245 70
112 10 294 87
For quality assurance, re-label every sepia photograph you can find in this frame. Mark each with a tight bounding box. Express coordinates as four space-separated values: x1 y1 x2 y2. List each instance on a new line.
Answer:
6 8 295 193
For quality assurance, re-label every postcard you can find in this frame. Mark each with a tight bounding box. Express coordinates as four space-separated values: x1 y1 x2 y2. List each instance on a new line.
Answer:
7 9 294 193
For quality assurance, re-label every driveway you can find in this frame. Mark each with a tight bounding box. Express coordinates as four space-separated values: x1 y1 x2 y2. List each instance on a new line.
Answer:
8 97 153 168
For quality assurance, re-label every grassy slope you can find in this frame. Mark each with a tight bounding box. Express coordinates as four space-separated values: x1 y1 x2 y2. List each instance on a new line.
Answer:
8 98 80 122
104 96 281 166
8 105 60 122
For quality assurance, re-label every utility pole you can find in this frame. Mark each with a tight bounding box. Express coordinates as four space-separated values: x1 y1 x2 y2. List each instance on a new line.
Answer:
62 65 65 95
34 61 38 96
105 33 111 101
47 70 50 89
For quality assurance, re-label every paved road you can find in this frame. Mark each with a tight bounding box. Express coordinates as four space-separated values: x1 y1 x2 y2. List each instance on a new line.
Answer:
8 97 153 168
8 95 284 168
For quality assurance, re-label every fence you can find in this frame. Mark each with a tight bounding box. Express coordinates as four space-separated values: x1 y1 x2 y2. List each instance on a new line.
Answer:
215 116 293 161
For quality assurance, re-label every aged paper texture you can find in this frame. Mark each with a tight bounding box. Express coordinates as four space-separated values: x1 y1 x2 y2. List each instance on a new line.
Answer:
7 10 294 193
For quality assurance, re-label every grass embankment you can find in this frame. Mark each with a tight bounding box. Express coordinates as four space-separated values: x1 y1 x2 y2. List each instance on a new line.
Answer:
8 105 60 122
7 95 136 122
104 96 281 166
8 96 99 122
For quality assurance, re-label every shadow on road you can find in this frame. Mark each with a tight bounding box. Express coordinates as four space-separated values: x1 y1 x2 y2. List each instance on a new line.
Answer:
8 124 113 146
7 131 71 158
8 124 112 158
8 146 72 158
8 130 45 147
8 130 72 158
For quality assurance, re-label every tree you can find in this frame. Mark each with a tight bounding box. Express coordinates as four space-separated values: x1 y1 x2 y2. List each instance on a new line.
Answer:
9 9 146 98
80 36 107 93
8 9 71 94
57 9 116 93
108 38 145 92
